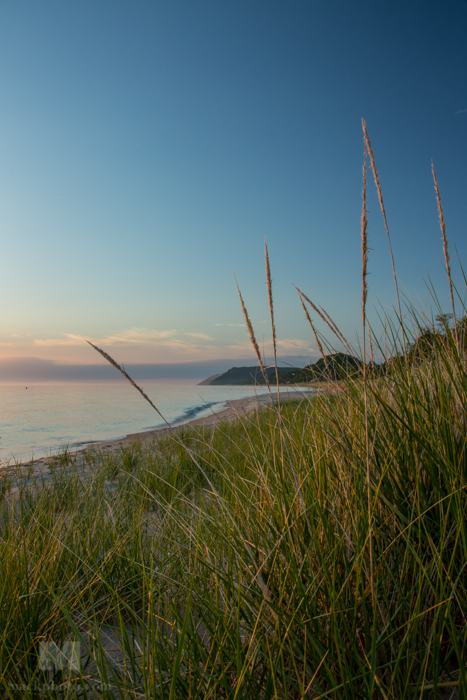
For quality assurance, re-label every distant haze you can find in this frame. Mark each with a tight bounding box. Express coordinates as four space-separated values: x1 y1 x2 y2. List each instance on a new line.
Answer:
0 356 310 383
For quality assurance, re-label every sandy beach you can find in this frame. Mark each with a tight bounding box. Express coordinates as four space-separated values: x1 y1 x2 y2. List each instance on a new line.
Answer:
1 389 311 489
97 392 266 450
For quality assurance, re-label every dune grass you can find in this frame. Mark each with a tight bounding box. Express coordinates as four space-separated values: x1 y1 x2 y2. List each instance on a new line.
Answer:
1 323 466 698
1 128 466 698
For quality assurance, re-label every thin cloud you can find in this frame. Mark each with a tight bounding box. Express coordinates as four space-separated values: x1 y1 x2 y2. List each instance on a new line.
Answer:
225 338 313 355
24 328 315 365
35 334 86 347
455 108 467 114
33 328 214 352
35 329 180 347
276 339 312 351
214 321 266 326
97 329 177 345
183 332 214 340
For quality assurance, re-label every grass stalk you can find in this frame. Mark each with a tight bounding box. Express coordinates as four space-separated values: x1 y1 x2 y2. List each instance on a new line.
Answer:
234 274 268 384
362 119 408 360
360 142 374 608
86 340 274 605
293 285 352 354
432 160 459 349
297 292 329 374
265 238 280 407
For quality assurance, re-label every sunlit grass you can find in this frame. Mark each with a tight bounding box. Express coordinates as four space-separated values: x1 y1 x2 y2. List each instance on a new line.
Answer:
1 325 466 698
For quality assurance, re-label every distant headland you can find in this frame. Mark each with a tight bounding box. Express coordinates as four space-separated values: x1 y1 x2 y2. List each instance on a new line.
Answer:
198 353 362 385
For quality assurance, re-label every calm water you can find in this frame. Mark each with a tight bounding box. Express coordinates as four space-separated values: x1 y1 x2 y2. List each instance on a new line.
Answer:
0 379 309 463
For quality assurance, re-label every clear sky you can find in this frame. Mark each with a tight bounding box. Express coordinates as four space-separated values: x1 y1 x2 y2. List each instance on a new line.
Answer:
0 0 466 378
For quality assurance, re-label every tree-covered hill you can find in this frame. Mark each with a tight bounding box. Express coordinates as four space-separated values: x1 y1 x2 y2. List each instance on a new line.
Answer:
198 366 294 385
199 354 363 385
276 352 363 383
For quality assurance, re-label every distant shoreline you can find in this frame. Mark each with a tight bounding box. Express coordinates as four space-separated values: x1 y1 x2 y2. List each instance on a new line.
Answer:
3 388 313 477
59 388 314 454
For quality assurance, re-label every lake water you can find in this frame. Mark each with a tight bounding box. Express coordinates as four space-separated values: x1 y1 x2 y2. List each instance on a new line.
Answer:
0 379 310 464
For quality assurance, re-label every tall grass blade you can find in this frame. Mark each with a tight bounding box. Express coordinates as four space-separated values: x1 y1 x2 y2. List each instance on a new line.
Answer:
362 119 407 359
265 238 280 401
432 160 459 349
360 141 374 607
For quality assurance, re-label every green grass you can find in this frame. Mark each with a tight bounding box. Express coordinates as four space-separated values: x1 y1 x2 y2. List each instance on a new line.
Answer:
0 323 466 698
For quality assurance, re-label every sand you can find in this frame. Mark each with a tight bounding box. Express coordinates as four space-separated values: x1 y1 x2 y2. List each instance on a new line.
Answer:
1 389 311 489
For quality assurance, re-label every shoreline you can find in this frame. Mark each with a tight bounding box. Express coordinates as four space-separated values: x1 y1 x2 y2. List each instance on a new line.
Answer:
2 389 313 483
90 392 265 452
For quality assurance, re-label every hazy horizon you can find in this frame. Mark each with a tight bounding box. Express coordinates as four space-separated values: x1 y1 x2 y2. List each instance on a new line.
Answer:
0 355 312 383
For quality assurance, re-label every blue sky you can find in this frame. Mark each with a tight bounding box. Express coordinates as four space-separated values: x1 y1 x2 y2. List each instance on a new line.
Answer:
0 0 466 376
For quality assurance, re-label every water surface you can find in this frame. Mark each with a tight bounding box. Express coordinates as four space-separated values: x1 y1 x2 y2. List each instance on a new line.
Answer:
0 379 310 463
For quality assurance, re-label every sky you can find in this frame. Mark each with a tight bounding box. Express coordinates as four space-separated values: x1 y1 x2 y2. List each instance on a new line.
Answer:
0 0 466 379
